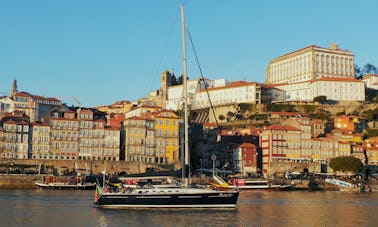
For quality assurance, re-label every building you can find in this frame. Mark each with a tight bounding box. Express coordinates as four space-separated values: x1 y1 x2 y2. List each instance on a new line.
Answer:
124 110 180 165
232 143 257 175
124 116 153 163
154 110 180 164
266 44 365 102
259 125 301 176
0 120 29 159
29 121 50 159
0 111 30 159
266 43 354 84
49 109 79 160
0 80 62 122
364 137 378 165
363 74 378 90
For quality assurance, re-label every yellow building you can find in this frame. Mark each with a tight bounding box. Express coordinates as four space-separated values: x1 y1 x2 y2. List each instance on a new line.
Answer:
30 122 50 159
154 110 180 164
124 109 180 165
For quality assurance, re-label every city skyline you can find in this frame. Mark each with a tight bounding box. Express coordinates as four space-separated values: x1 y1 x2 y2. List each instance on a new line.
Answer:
1 0 377 107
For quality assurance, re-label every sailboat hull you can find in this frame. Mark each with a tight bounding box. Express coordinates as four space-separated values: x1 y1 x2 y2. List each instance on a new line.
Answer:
95 188 239 209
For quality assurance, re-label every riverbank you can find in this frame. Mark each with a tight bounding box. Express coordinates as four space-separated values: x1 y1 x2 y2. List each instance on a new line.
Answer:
0 174 42 189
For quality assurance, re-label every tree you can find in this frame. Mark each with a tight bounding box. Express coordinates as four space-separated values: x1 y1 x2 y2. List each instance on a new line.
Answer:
362 63 378 75
329 156 363 174
313 96 327 104
355 63 378 79
355 64 363 79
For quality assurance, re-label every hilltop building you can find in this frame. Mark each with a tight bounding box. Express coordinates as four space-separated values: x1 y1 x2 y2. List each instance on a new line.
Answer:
266 43 365 102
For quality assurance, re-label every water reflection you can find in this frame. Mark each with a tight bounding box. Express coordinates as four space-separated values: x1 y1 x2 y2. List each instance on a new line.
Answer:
1 189 377 226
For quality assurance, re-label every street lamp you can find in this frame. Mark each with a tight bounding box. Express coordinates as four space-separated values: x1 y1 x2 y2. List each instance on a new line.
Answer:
211 153 217 177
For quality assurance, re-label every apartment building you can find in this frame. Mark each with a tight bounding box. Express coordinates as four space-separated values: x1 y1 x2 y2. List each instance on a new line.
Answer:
30 121 50 159
49 109 79 160
232 143 258 174
154 110 180 164
259 125 301 175
124 110 180 165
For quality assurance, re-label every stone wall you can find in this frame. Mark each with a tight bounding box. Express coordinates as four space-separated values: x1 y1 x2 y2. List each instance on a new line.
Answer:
0 159 143 175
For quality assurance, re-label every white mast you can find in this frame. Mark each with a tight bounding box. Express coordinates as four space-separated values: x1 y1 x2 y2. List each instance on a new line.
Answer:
181 4 189 187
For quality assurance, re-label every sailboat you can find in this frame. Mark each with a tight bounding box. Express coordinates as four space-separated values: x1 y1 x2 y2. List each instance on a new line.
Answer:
94 5 239 209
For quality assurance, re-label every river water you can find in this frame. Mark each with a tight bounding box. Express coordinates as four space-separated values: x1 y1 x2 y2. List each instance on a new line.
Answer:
0 189 377 227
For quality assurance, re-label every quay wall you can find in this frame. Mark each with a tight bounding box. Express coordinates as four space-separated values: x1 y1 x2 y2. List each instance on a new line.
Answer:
0 159 144 175
0 174 42 189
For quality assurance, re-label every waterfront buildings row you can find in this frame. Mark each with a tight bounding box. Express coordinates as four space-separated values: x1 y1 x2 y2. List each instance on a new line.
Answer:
0 109 120 161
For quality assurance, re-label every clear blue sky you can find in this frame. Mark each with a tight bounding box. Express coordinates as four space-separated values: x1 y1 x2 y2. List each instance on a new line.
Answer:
1 0 377 107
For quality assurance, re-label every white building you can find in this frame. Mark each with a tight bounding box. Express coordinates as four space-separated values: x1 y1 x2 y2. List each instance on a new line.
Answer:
165 79 285 111
274 77 365 102
266 43 355 84
363 74 378 90
310 77 365 101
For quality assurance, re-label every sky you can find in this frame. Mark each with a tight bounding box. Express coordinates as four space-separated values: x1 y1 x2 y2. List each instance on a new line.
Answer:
1 0 377 107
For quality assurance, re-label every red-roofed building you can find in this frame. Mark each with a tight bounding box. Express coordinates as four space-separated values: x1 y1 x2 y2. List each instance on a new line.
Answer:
259 124 301 176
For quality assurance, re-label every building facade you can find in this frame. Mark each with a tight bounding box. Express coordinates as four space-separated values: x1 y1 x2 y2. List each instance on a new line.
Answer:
266 43 354 84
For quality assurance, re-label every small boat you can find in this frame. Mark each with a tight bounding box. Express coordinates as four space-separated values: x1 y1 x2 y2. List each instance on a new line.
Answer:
35 175 96 190
94 5 239 209
219 176 292 191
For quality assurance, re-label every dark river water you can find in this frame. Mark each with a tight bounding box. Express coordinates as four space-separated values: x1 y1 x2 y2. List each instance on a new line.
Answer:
0 189 377 227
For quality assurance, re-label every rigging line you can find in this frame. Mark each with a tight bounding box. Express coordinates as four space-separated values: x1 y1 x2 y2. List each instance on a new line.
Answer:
186 27 219 128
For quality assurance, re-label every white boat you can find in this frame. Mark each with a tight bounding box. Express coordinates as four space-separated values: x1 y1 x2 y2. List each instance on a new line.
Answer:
35 175 96 190
94 5 239 209
213 175 291 191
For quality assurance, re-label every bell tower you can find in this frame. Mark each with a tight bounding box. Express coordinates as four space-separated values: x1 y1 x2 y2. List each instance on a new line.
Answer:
11 79 18 98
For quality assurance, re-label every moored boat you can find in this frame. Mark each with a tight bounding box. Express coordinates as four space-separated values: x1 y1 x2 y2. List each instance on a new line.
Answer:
230 178 292 191
94 183 239 209
35 175 96 190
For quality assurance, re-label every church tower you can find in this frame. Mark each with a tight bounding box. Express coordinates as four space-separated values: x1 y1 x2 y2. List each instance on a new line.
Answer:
11 79 18 98
160 70 172 101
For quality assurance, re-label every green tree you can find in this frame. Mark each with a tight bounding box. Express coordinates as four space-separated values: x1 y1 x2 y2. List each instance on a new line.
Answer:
329 156 363 174
355 63 378 79
313 96 327 104
218 115 225 121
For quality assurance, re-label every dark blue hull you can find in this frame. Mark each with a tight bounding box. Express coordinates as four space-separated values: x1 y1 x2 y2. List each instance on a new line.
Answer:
95 189 239 208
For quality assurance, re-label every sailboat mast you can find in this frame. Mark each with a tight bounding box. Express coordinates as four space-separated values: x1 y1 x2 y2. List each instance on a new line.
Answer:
181 4 189 187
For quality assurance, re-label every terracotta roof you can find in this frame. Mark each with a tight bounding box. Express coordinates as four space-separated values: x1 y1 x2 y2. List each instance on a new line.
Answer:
363 74 378 79
200 81 257 92
4 120 16 124
18 121 28 125
264 125 300 131
30 122 49 126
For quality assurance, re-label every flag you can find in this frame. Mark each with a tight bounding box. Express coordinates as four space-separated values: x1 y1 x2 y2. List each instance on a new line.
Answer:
94 184 103 202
